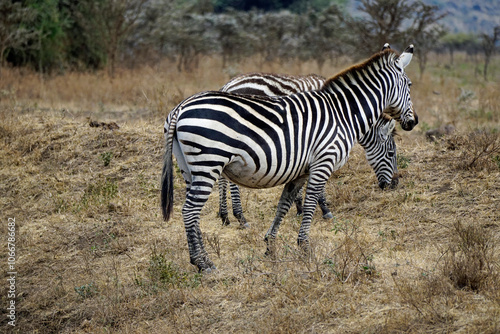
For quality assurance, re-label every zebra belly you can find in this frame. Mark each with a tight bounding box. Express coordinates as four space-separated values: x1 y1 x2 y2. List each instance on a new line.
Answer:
221 158 297 189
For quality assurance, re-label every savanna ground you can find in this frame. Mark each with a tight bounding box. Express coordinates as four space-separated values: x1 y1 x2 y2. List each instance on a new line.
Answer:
0 53 499 333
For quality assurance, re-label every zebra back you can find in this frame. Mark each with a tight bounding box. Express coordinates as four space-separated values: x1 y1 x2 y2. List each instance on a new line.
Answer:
221 72 325 96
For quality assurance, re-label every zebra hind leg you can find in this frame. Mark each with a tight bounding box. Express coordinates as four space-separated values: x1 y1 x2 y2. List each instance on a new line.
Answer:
297 178 328 258
229 182 249 229
218 178 230 226
264 178 307 257
183 179 218 273
294 188 304 216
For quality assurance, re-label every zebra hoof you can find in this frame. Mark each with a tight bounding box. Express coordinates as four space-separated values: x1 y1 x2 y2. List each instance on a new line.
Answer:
221 218 230 226
200 265 217 274
323 212 334 219
239 222 250 229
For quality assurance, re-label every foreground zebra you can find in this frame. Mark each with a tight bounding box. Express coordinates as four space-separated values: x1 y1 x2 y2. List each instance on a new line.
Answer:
162 45 417 272
218 72 399 228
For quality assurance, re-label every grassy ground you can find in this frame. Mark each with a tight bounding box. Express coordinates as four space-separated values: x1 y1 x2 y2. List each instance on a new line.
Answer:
0 53 499 333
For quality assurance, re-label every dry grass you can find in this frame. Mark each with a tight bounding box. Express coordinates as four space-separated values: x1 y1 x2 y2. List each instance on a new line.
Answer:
0 53 499 333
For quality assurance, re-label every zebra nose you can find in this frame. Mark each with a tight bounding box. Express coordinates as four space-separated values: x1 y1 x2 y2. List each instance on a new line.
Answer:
390 176 399 189
402 119 416 131
378 180 389 189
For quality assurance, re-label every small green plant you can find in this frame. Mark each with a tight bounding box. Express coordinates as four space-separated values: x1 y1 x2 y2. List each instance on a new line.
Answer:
331 219 358 235
493 155 500 169
135 247 202 293
397 154 411 169
138 173 158 198
99 151 113 166
419 121 431 133
75 177 118 212
74 282 97 299
326 219 376 282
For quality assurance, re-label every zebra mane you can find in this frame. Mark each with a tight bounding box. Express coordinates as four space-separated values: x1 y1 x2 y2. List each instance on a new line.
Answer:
323 49 399 88
232 72 325 81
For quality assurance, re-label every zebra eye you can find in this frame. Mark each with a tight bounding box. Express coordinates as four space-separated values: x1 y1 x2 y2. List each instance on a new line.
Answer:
388 150 395 157
408 81 412 87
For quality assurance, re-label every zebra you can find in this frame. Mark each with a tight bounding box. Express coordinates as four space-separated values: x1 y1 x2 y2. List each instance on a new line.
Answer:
161 45 417 272
217 72 399 228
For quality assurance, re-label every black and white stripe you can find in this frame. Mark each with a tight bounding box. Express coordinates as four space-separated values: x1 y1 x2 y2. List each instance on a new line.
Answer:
218 73 399 228
161 46 417 272
220 73 325 97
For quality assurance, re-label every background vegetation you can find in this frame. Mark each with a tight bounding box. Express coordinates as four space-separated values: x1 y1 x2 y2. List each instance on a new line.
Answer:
0 0 499 333
1 0 499 79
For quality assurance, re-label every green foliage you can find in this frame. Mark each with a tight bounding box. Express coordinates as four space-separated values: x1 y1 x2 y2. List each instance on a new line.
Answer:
1 0 491 73
99 151 113 166
440 32 481 53
493 155 500 169
135 247 202 293
62 0 108 70
75 177 118 212
74 282 97 299
397 154 411 169
26 0 69 72
0 1 37 71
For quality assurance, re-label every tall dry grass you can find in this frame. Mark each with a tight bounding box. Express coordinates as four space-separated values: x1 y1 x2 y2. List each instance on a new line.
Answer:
0 53 499 333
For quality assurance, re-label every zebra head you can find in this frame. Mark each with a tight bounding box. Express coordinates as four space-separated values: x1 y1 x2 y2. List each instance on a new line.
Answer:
360 116 399 190
386 44 418 131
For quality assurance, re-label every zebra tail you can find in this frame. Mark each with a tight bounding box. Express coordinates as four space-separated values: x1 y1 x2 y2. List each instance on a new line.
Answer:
161 110 179 221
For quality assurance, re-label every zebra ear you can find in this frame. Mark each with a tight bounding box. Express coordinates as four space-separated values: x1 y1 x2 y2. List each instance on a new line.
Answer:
397 44 414 69
388 119 396 134
381 43 391 51
380 119 396 139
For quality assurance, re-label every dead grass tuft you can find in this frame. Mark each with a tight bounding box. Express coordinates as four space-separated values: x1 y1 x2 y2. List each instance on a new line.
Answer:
447 129 500 171
442 220 498 291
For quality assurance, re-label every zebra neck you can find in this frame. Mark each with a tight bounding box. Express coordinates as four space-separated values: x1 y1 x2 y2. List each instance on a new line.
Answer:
322 52 397 142
354 104 385 141
323 76 388 143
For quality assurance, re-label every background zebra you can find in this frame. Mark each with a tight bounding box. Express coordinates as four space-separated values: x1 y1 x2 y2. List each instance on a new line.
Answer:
161 45 416 272
218 72 399 228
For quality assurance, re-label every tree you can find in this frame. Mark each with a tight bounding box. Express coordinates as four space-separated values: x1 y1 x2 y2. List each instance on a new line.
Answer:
440 33 479 65
481 25 500 81
26 0 68 74
70 0 146 78
407 1 447 78
297 5 347 71
345 0 446 78
0 0 37 76
210 11 254 69
346 0 417 58
248 10 299 68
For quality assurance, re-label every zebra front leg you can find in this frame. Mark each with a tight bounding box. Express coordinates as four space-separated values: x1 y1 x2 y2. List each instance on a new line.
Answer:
229 182 249 229
264 178 307 256
218 177 230 225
